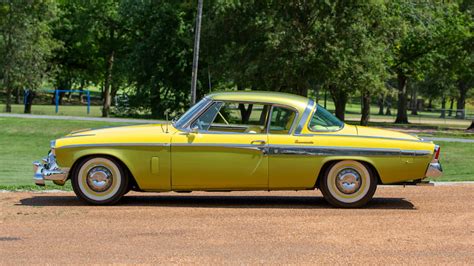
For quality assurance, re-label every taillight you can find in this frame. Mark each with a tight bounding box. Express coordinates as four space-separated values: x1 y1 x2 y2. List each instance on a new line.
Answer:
434 145 440 160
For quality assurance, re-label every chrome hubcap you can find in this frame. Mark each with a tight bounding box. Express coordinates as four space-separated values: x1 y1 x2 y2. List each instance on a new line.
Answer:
86 166 113 192
335 168 361 194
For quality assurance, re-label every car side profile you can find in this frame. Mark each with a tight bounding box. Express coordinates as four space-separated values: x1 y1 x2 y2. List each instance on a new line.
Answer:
33 91 442 207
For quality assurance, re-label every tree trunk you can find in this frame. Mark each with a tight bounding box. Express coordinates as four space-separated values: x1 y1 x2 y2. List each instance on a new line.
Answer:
24 90 35 114
385 96 392 115
259 105 269 124
150 83 163 118
395 71 409 123
15 87 21 104
111 82 119 105
410 88 418 115
440 97 446 118
238 104 253 124
4 72 12 112
448 97 454 117
468 120 474 131
378 95 384 115
455 81 468 119
102 50 115 117
329 85 347 121
323 89 327 109
298 86 308 98
360 91 370 126
51 83 67 105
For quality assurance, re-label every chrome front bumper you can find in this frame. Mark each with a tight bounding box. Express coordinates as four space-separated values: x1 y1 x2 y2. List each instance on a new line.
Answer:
425 162 443 178
33 151 69 186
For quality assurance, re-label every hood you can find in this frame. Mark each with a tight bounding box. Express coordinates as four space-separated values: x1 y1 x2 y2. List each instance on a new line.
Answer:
356 125 420 141
66 123 176 137
56 123 178 149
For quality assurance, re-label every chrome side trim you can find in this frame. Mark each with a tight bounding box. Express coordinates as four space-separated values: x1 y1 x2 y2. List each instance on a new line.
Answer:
59 141 430 157
400 150 431 156
59 134 96 139
172 143 266 151
171 142 430 157
293 132 428 143
294 99 315 135
59 143 170 149
267 144 431 157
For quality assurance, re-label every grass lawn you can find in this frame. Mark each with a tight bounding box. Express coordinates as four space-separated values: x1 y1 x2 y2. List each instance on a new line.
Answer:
433 141 474 181
0 117 134 189
6 104 103 117
0 117 472 190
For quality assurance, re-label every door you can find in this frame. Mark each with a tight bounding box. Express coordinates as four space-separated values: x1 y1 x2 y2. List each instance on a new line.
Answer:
171 101 270 190
267 105 320 189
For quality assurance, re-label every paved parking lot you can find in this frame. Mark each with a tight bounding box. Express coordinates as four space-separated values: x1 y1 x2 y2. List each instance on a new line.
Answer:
0 185 473 264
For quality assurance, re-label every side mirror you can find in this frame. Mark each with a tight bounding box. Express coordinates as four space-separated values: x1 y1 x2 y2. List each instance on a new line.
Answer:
190 125 199 133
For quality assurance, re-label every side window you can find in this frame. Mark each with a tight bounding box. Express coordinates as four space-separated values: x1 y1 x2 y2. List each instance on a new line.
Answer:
202 101 270 134
190 102 222 131
269 106 297 134
309 105 344 131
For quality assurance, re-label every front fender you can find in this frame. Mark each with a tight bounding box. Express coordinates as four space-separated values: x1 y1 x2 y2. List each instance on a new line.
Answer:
55 146 171 191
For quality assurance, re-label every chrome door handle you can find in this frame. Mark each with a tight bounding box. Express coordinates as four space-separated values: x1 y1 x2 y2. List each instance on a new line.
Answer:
251 140 266 145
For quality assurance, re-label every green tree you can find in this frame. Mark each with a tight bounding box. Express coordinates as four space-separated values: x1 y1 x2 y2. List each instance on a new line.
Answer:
386 1 469 123
204 1 388 123
120 0 194 118
0 0 59 113
316 1 387 123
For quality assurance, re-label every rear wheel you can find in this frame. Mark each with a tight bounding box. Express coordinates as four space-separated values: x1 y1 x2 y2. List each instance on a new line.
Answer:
72 156 129 205
320 160 377 208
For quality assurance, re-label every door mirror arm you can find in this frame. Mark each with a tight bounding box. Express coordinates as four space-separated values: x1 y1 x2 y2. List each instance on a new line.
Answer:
180 125 199 135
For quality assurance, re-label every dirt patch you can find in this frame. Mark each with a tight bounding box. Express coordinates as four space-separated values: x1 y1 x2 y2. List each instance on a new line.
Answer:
0 186 473 264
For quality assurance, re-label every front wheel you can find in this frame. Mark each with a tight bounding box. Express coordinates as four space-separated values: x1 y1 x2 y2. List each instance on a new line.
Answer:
320 160 377 208
72 156 129 205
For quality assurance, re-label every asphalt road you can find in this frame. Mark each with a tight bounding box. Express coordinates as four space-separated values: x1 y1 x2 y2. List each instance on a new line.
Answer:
1 185 473 264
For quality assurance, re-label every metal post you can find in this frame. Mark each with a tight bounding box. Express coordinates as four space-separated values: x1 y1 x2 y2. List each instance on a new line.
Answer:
190 0 203 106
55 90 59 113
87 90 91 115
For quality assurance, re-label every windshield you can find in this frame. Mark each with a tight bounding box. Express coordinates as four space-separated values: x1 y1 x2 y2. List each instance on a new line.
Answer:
308 104 344 131
173 98 210 129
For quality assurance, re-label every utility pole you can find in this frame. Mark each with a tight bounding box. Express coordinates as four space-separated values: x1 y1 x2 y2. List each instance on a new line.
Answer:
190 0 203 106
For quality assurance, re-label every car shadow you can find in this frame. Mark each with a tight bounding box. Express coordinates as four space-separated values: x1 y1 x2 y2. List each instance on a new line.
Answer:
18 195 415 210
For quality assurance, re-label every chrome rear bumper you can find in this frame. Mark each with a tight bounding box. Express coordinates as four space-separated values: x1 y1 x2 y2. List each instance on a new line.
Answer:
33 151 69 186
425 162 443 178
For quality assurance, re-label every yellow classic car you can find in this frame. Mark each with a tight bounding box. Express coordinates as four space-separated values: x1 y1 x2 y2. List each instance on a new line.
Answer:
33 91 442 207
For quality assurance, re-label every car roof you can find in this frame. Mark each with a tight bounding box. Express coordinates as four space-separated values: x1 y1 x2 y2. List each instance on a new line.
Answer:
206 91 310 111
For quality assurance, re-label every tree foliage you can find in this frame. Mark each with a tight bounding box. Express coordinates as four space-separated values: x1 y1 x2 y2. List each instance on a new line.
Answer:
0 0 472 124
0 0 59 112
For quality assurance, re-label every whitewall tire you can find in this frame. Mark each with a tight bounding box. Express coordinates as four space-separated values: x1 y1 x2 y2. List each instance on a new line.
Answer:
72 156 129 205
320 160 377 208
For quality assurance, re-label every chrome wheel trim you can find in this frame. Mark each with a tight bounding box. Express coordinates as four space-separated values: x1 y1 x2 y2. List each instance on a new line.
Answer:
78 158 122 201
335 168 361 194
326 160 370 204
86 166 113 192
